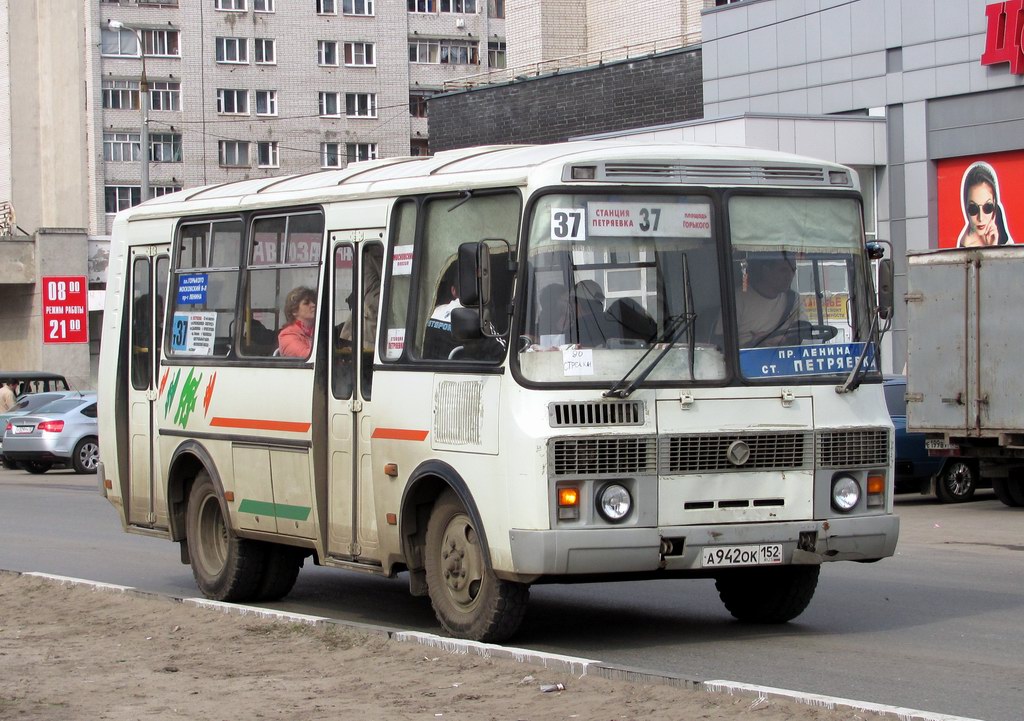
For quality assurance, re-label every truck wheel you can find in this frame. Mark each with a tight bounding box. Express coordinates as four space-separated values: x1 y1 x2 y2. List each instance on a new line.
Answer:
935 460 976 503
992 478 1022 507
424 490 529 642
186 470 266 601
715 565 820 623
253 544 304 602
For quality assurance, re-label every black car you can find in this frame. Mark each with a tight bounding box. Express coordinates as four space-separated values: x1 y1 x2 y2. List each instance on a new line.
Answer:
885 375 981 503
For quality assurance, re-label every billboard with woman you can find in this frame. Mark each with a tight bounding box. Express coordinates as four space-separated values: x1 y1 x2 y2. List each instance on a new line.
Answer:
936 151 1022 249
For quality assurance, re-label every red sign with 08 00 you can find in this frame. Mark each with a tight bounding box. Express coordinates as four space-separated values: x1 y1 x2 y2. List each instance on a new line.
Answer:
41 275 89 344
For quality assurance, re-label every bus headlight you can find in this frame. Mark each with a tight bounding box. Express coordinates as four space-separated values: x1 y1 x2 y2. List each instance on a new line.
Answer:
831 474 861 512
597 483 632 523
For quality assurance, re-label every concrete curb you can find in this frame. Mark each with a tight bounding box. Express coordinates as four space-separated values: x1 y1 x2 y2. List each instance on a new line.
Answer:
9 570 985 721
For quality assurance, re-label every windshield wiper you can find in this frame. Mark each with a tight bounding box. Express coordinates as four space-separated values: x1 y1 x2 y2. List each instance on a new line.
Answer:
604 255 696 399
835 312 879 394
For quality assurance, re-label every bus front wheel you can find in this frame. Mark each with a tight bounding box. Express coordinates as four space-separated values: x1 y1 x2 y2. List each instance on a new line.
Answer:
186 470 265 601
424 491 529 642
715 565 819 623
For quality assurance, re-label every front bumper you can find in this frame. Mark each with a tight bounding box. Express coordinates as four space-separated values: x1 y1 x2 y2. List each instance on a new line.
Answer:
507 514 899 577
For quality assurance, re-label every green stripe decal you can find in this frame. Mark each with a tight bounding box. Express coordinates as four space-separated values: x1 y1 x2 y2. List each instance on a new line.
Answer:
237 499 311 522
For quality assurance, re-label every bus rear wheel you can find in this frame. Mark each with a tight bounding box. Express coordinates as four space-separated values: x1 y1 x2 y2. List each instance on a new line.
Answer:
715 565 820 623
253 544 304 602
186 471 265 601
424 491 529 642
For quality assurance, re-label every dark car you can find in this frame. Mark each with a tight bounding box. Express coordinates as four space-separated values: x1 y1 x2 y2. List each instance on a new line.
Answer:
885 375 980 503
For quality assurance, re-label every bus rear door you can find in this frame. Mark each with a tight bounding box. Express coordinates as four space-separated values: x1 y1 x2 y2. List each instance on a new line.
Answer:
126 245 170 528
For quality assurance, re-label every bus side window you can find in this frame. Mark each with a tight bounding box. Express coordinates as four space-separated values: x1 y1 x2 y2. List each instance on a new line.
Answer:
360 243 383 399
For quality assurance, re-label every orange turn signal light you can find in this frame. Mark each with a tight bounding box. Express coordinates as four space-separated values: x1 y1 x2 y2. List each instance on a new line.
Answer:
867 474 885 495
558 487 579 507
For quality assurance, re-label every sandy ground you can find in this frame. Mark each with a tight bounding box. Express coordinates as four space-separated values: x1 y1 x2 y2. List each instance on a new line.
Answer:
0 572 879 721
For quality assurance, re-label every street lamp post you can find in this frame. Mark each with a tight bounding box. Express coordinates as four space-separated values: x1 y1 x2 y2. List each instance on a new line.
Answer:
107 20 149 205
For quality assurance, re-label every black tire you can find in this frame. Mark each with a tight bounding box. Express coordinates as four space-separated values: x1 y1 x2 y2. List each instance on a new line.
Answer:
22 461 51 475
992 478 1022 507
1006 478 1024 507
72 436 100 474
424 490 529 642
253 544 304 602
186 471 266 601
935 460 976 503
715 565 820 623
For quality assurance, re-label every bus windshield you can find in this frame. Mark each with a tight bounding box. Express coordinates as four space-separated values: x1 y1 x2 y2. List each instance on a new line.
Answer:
517 192 876 387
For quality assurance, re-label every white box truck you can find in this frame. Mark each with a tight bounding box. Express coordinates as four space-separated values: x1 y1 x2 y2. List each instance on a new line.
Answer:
906 247 1024 507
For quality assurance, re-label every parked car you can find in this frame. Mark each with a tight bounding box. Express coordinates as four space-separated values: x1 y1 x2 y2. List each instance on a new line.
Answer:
885 375 981 503
0 391 83 468
2 393 98 474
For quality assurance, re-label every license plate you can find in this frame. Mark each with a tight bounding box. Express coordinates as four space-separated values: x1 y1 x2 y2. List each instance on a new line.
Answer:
701 543 783 568
925 439 957 450
12 425 33 435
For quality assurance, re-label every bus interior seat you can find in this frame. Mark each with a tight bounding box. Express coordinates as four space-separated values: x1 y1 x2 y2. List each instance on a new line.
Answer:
606 298 657 343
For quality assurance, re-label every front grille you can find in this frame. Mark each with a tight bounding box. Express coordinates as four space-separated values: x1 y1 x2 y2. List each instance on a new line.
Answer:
660 432 811 473
817 428 890 468
548 400 645 427
551 436 656 476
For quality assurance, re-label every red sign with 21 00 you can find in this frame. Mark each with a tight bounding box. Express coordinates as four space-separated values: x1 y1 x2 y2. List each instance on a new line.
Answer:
41 275 89 344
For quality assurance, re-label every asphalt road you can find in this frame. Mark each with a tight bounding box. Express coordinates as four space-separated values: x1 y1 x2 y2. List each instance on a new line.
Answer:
1 466 1020 721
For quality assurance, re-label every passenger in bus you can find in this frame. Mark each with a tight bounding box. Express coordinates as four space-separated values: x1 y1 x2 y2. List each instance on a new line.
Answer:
278 286 317 357
423 263 464 360
573 279 619 347
733 253 807 348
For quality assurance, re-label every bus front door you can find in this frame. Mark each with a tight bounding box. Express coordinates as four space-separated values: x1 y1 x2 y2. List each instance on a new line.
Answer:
327 238 384 563
126 246 170 529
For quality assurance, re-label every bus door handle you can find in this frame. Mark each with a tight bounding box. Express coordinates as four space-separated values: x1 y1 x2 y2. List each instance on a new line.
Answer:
348 399 363 413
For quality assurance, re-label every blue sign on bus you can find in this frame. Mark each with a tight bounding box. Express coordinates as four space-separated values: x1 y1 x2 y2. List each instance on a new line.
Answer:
176 274 208 305
740 343 876 379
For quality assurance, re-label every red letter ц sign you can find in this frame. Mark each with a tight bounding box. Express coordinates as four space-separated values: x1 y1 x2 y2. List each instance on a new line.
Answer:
982 0 1024 74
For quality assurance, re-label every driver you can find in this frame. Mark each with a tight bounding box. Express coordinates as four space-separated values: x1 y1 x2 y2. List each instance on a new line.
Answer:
735 252 808 348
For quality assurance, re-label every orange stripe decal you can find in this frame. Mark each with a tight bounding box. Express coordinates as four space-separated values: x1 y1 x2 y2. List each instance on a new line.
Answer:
209 417 312 433
372 427 429 441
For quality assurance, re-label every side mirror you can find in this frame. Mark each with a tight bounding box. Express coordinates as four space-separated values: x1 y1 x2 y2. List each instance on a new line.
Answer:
457 242 481 307
877 258 894 319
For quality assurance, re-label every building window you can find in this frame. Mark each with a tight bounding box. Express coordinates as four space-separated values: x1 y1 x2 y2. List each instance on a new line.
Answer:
344 41 375 66
319 91 342 117
219 140 250 167
440 0 474 12
321 142 343 168
215 0 247 9
100 28 139 57
217 89 249 115
343 0 373 16
149 81 181 111
152 186 182 198
257 141 279 168
254 0 275 11
409 91 433 118
105 185 141 214
254 38 276 64
317 40 339 66
347 143 377 162
408 0 436 12
409 39 479 64
255 89 278 116
411 138 429 156
346 93 377 118
103 132 140 162
216 37 249 64
142 29 180 57
316 0 336 14
487 40 506 68
150 133 183 163
488 0 504 18
102 79 140 110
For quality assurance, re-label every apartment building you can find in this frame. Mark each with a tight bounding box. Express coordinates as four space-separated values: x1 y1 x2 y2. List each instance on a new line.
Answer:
92 0 507 234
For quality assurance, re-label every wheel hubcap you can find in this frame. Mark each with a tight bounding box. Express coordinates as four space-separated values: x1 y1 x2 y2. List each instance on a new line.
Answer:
946 464 972 496
79 442 99 470
440 513 483 610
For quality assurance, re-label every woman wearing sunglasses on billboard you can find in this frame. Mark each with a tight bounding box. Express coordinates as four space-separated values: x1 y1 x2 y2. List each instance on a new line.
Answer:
957 161 1014 247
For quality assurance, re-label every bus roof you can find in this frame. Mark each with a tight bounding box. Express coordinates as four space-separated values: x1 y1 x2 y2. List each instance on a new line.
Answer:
119 141 856 222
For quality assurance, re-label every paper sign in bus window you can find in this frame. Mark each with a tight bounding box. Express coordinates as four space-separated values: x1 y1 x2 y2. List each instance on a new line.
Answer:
586 202 712 238
386 328 406 359
177 274 209 305
392 245 414 276
551 209 587 242
563 347 594 376
170 311 217 356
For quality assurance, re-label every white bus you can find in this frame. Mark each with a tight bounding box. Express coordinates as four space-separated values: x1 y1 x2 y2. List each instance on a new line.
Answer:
98 141 898 642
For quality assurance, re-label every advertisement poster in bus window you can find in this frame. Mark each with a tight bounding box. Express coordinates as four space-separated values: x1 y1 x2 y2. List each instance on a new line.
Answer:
936 150 1023 249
